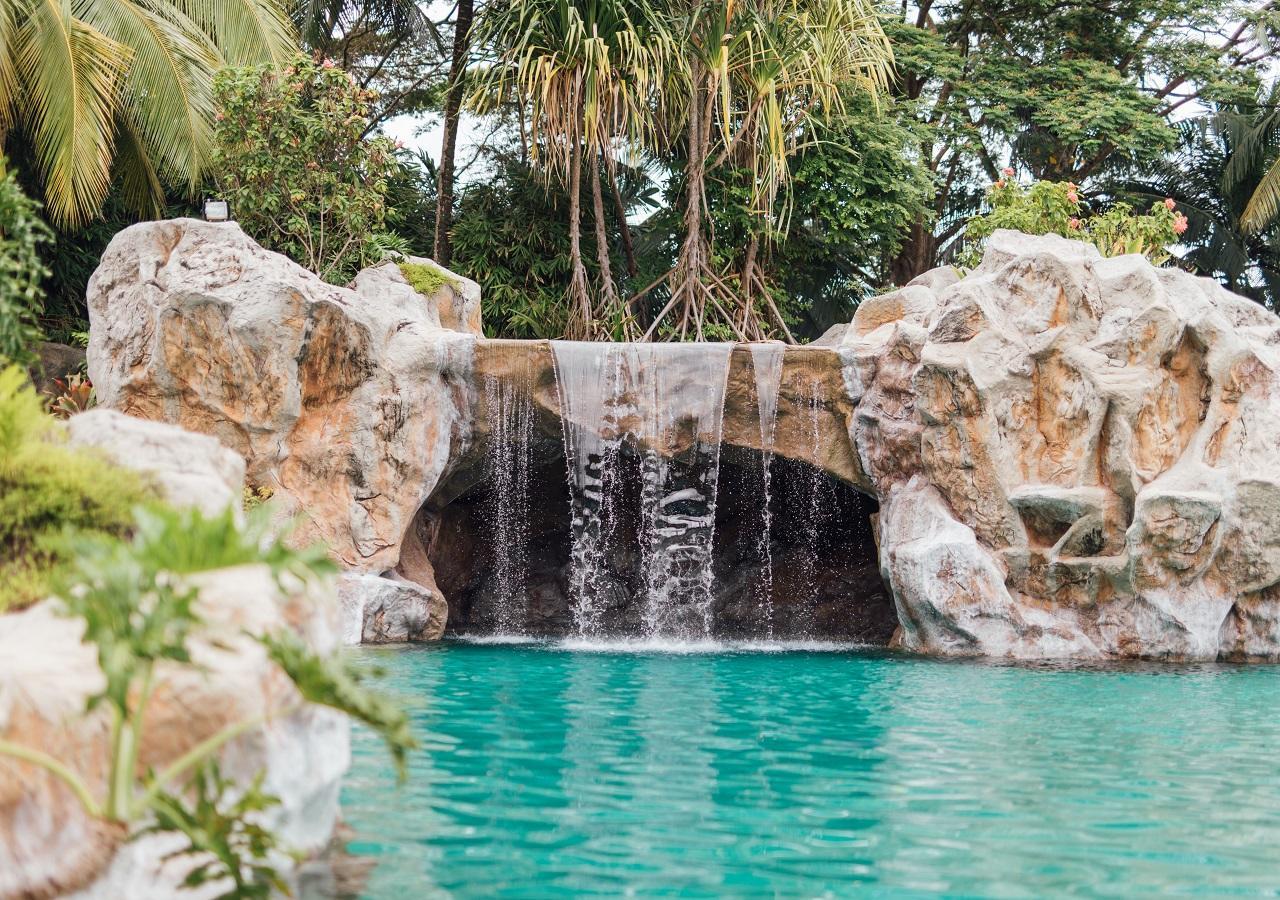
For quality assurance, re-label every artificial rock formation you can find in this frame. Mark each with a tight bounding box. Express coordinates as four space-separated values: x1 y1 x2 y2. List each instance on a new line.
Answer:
845 230 1280 660
86 219 1280 660
87 219 479 633
0 412 347 899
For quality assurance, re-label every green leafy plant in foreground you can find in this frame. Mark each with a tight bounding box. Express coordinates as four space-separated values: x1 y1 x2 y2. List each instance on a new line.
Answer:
144 763 290 900
0 366 150 612
0 501 415 895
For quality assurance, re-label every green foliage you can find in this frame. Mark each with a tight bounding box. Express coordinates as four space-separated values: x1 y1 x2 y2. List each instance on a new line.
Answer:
262 630 417 780
143 763 289 900
398 260 454 296
0 167 52 365
962 179 1182 266
212 54 403 284
0 366 150 612
450 152 581 339
2 498 411 895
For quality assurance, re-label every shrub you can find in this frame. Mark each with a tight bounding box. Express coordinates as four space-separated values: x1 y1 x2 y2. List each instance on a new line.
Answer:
0 167 52 365
398 260 455 297
212 54 402 284
962 177 1183 267
0 367 151 612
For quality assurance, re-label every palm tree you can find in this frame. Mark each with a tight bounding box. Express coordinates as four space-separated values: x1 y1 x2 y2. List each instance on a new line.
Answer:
0 0 295 228
1116 101 1280 308
638 0 893 341
1238 82 1280 235
470 0 670 338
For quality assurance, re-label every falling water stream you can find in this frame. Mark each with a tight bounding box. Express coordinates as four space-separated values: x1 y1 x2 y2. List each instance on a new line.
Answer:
482 369 533 633
551 342 735 640
748 342 785 638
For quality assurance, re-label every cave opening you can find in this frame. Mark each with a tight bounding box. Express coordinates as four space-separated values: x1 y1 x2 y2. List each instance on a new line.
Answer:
412 437 897 644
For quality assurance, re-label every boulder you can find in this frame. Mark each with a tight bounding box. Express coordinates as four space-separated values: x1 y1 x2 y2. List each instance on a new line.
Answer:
338 573 447 644
29 341 86 397
844 229 1280 660
86 219 476 587
66 409 245 517
0 566 348 900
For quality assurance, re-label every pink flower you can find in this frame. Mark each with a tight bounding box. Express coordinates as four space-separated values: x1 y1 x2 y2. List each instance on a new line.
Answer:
214 111 224 121
1165 197 1177 211
321 58 336 69
394 139 405 149
1002 166 1015 177
1173 213 1188 235
995 180 1006 189
1068 217 1082 231
1066 190 1079 203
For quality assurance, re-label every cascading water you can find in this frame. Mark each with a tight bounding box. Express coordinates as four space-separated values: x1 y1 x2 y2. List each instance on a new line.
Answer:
482 369 534 632
747 342 785 638
796 377 835 631
551 342 734 640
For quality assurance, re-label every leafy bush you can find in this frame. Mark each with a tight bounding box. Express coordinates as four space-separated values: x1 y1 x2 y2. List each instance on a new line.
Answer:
0 367 151 612
212 54 402 284
963 177 1184 266
0 167 52 365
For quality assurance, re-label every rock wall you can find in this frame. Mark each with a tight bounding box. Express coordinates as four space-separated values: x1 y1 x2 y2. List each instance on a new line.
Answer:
86 221 1280 660
845 230 1280 659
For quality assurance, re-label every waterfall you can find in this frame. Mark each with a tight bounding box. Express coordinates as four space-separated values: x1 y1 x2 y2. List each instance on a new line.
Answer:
797 376 834 634
748 342 785 638
483 369 533 633
551 342 734 639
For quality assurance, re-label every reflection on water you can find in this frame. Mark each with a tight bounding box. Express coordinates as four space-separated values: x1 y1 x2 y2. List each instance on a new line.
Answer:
333 641 1280 898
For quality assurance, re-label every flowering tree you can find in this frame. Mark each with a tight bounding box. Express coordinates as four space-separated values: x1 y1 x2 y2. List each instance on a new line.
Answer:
962 175 1184 267
212 54 403 283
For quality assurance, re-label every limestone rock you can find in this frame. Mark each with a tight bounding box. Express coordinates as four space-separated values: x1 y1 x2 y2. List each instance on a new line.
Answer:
29 341 86 397
0 566 348 899
844 229 1280 660
338 573 447 643
86 219 476 583
66 409 245 516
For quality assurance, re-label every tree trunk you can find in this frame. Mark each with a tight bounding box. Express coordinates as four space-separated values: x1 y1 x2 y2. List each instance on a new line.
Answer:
590 150 622 317
566 99 593 337
433 0 474 266
606 161 638 278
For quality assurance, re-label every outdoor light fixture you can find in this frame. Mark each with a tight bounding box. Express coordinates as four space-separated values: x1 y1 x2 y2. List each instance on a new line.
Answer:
203 198 230 222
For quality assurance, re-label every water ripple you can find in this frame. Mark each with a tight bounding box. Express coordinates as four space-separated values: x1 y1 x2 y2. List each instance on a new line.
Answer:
334 642 1280 898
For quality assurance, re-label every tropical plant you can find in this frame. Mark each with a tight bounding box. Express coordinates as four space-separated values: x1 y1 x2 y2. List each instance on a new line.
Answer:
961 178 1183 266
885 0 1280 282
0 167 51 364
1116 98 1280 308
45 373 96 418
638 0 894 340
0 366 150 612
143 762 289 900
0 0 294 228
0 500 415 891
471 0 669 337
212 54 402 283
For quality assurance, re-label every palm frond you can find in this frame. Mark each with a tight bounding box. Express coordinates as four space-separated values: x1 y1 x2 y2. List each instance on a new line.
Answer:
15 0 130 227
170 0 295 66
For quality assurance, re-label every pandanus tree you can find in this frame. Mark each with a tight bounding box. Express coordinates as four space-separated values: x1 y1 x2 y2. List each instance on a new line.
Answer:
640 0 893 341
470 0 670 339
0 0 294 227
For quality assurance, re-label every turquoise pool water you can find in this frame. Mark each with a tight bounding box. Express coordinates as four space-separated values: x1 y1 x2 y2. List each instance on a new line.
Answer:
338 640 1280 897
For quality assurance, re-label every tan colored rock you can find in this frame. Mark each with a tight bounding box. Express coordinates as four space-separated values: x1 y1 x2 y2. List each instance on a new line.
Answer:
0 566 348 900
86 219 476 580
844 229 1280 660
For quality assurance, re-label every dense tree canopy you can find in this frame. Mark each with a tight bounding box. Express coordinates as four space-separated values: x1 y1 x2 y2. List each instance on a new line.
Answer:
5 0 1280 350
